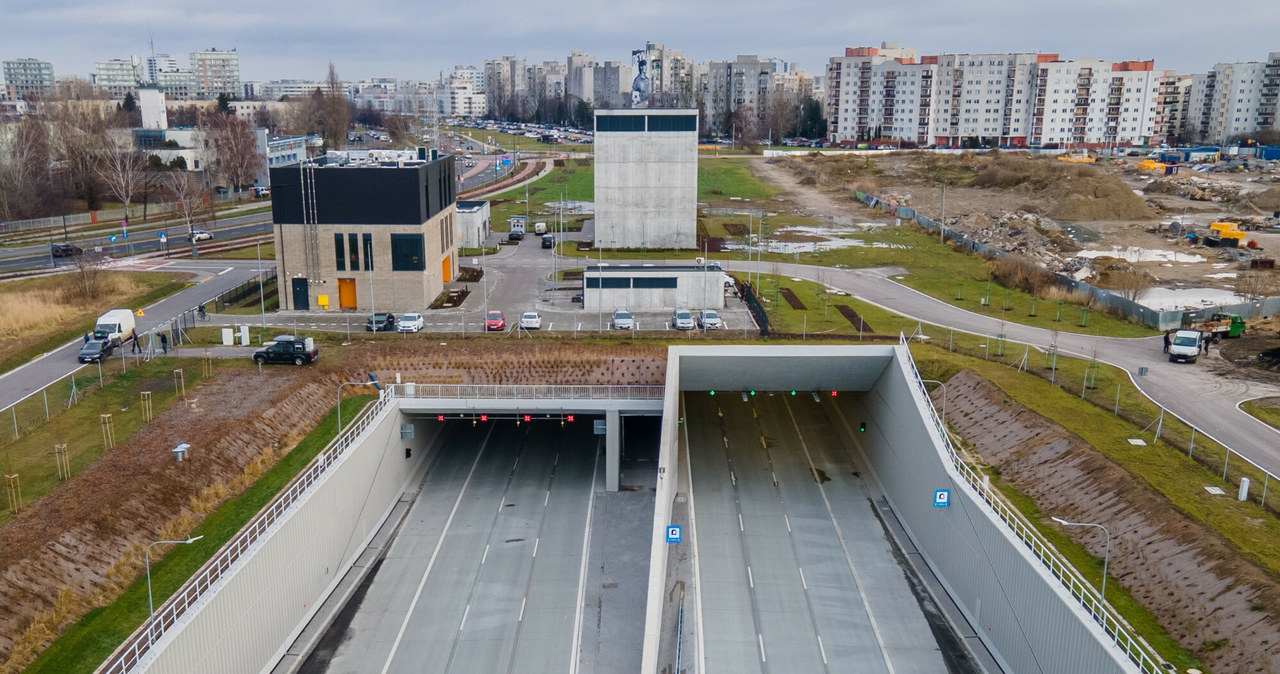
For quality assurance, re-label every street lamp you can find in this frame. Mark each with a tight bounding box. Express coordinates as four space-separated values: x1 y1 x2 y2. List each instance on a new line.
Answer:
336 381 370 435
1051 517 1111 619
146 535 204 617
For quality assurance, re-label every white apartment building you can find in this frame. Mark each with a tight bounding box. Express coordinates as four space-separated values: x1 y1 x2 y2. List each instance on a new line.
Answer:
191 48 241 100
593 60 631 109
93 58 143 99
259 79 322 101
828 43 1172 147
566 51 596 104
445 75 486 117
155 69 196 101
528 60 567 101
146 54 181 84
483 56 527 116
2 58 55 101
630 42 692 106
707 55 775 136
1186 59 1273 143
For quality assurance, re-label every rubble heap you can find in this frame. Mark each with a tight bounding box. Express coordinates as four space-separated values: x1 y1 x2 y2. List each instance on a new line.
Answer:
1145 175 1248 203
944 211 1075 270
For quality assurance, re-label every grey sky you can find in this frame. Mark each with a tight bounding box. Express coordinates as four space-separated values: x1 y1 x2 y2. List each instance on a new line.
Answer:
5 0 1278 83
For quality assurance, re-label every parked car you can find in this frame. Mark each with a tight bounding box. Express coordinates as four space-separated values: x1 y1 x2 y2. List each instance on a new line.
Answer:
611 309 634 330
508 230 524 241
253 336 318 366
541 234 555 248
485 310 505 331
189 230 213 242
365 313 396 332
397 312 424 333
519 311 542 329
78 339 114 363
698 309 724 330
672 309 695 330
52 243 83 257
571 293 584 303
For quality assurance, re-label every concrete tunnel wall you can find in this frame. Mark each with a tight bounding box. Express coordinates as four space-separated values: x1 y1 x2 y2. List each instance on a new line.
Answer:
144 403 440 674
640 344 1135 674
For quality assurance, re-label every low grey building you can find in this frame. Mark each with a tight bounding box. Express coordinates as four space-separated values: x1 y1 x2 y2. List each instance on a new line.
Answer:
583 263 725 312
593 108 698 250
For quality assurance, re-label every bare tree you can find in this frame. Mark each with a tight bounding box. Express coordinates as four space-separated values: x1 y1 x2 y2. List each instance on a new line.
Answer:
0 116 52 221
165 170 207 238
1235 270 1278 302
65 247 110 302
94 130 145 224
764 90 801 145
42 100 114 209
319 63 351 148
383 113 417 146
204 114 264 199
1110 270 1154 302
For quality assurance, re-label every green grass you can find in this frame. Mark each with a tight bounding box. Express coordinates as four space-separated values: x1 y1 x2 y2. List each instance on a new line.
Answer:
0 274 192 375
487 159 595 230
0 357 212 527
24 394 378 674
910 348 1263 669
201 243 275 260
698 158 780 202
1242 398 1280 432
748 274 916 337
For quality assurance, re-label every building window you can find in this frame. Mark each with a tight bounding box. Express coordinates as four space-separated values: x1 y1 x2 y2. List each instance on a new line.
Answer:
348 233 359 270
334 234 345 271
363 234 373 271
390 234 425 271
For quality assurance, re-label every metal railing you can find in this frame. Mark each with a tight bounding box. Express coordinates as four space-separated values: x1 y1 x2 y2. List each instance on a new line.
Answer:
896 335 1165 673
387 383 665 401
100 392 392 674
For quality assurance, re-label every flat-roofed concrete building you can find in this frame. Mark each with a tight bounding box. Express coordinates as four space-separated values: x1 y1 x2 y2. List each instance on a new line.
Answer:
270 156 458 312
593 108 698 250
584 263 726 311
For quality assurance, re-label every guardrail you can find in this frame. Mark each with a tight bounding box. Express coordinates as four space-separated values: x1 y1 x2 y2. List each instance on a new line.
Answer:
387 383 664 401
100 392 392 674
897 335 1165 673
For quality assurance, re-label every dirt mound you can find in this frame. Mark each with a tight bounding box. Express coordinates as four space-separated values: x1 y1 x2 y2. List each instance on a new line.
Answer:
1251 188 1280 211
1042 174 1156 221
941 370 1280 671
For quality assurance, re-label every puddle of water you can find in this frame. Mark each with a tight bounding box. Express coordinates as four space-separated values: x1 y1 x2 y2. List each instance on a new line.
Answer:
1205 272 1238 279
1139 287 1245 312
1077 247 1206 263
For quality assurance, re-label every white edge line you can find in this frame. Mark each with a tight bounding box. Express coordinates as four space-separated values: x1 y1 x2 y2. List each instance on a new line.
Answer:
758 633 766 662
519 596 527 622
216 266 234 275
567 436 602 674
380 426 492 674
459 604 470 631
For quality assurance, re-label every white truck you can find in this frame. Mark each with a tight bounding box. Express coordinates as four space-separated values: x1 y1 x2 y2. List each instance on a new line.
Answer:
1168 329 1202 363
533 221 547 235
93 309 137 347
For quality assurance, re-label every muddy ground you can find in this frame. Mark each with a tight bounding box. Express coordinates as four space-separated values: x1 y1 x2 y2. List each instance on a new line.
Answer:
941 369 1280 672
0 341 667 669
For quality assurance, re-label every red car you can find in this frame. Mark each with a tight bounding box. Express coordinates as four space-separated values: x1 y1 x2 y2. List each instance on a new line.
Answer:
485 310 505 331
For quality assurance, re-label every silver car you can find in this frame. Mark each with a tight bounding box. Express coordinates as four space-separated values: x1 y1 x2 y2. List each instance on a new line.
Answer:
611 309 634 330
698 309 724 329
672 309 695 330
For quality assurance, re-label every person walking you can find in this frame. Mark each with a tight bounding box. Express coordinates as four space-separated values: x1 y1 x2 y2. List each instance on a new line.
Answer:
1162 330 1171 353
159 332 168 354
1202 332 1211 354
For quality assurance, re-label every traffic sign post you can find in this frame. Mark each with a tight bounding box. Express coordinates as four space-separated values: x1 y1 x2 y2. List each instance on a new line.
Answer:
933 489 951 508
666 525 682 543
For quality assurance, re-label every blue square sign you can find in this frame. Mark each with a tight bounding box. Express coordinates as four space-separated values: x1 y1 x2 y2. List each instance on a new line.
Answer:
666 525 682 543
933 489 951 508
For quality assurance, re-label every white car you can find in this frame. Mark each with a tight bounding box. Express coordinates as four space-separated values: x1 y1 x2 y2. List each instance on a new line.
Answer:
698 309 724 330
397 312 424 333
519 311 542 330
611 309 634 330
189 230 213 242
672 309 695 330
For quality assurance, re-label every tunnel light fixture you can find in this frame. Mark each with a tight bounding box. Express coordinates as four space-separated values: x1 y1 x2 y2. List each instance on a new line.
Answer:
437 414 445 422
480 414 488 423
567 414 575 423
709 390 716 396
790 390 796 396
523 415 532 422
741 392 748 402
831 390 838 397
811 392 821 402
859 421 866 432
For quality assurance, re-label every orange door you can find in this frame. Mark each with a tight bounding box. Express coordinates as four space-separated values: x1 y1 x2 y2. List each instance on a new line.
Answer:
337 278 357 308
441 256 453 282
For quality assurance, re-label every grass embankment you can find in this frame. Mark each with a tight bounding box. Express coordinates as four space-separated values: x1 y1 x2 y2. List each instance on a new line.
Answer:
910 347 1280 670
0 357 213 527
23 394 378 674
1242 398 1280 432
0 273 191 374
698 158 780 202
213 276 280 316
488 158 594 231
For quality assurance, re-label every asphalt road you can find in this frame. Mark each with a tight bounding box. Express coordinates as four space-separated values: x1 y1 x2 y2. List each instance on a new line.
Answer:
717 260 1280 477
684 393 949 673
305 420 599 674
0 258 268 412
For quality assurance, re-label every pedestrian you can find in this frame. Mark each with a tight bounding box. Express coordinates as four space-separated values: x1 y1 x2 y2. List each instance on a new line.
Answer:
84 332 91 344
1202 332 1210 354
159 332 168 354
1162 330 1171 353
131 335 140 354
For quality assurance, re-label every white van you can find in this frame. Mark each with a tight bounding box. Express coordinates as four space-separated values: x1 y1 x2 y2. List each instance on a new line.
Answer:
1168 329 1202 363
534 222 547 235
94 309 137 347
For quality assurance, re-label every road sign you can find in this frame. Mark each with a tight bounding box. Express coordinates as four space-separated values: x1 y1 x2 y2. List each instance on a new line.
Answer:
593 419 606 435
666 525 682 543
158 232 167 242
109 234 117 243
933 489 951 508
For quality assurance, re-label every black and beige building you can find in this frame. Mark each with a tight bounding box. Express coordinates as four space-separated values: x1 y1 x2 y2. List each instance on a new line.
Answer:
270 157 457 312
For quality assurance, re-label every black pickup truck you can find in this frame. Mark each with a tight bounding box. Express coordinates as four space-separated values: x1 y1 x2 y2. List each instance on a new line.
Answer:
252 336 318 366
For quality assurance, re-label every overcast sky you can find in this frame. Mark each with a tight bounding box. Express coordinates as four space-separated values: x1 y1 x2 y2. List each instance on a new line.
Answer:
5 0 1278 83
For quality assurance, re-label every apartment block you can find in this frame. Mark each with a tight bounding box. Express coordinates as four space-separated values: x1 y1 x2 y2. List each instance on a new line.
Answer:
707 55 776 136
93 58 143 99
191 48 241 100
2 58 55 101
593 60 631 109
566 51 596 104
1186 58 1274 143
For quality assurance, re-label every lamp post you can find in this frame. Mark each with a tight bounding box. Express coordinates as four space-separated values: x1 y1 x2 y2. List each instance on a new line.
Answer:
146 535 204 617
1051 517 1111 618
336 381 369 435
